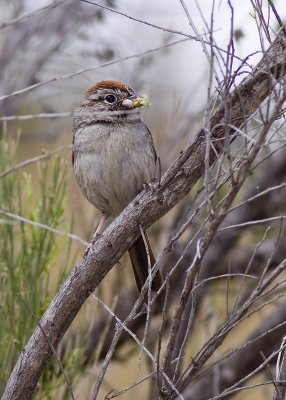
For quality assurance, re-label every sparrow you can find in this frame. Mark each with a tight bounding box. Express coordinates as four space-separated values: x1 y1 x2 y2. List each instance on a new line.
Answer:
72 80 162 292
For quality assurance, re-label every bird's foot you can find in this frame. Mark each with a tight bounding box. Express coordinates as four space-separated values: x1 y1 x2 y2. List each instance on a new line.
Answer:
143 177 159 193
83 233 102 259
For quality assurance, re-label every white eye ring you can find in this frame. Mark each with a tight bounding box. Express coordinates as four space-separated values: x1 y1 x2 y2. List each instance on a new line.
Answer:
104 94 117 104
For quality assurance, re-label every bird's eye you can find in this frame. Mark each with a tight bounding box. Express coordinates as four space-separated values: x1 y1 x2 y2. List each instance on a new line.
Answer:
104 94 117 104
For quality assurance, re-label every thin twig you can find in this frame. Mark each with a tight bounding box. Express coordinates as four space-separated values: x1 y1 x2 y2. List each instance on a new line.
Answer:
0 145 71 179
268 0 285 31
19 295 75 400
0 210 88 246
80 0 248 63
218 215 286 232
0 0 67 30
0 112 71 121
81 0 204 42
0 39 189 102
105 371 156 399
90 294 184 399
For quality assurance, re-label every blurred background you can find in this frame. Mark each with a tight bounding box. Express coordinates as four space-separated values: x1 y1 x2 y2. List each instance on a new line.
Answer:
2 0 285 236
1 1 286 399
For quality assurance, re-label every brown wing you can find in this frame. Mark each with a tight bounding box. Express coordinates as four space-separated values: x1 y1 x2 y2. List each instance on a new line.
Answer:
144 124 159 179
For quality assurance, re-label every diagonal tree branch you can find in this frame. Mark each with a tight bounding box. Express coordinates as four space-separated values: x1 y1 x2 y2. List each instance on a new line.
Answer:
2 25 286 400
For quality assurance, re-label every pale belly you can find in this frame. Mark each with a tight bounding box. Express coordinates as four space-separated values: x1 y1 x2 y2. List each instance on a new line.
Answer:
73 129 156 217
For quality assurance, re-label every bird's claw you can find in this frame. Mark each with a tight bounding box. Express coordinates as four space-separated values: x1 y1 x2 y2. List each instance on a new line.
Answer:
83 233 102 259
143 177 159 193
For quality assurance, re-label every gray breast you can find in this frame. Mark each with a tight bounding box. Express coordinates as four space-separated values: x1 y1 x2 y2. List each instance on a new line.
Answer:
73 120 156 217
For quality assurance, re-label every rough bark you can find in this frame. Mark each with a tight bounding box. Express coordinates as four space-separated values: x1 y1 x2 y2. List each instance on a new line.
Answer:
2 25 286 400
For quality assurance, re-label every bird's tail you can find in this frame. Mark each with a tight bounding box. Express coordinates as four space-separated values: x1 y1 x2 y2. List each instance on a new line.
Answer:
128 232 162 292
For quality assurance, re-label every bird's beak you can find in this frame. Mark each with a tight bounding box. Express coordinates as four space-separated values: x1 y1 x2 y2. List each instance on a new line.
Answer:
122 94 149 109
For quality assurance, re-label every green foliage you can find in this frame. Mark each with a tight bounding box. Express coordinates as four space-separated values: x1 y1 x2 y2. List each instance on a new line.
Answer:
0 134 76 396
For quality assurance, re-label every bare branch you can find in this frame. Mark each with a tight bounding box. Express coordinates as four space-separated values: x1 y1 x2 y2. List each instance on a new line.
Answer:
0 0 67 30
273 336 286 400
0 145 71 179
2 22 286 400
0 39 189 103
0 112 70 121
0 210 88 247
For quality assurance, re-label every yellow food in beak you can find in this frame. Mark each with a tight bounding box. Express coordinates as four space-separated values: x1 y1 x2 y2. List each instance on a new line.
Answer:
133 94 149 108
122 94 149 109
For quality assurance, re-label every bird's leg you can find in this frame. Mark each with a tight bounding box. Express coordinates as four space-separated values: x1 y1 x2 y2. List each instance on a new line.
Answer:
143 156 161 192
93 212 109 241
143 177 159 194
84 212 109 258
